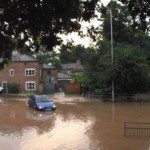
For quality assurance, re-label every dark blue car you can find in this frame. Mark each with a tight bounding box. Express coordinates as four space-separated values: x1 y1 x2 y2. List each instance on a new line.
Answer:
27 95 56 111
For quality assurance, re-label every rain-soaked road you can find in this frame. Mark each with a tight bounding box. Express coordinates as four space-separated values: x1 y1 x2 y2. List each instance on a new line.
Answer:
0 93 150 150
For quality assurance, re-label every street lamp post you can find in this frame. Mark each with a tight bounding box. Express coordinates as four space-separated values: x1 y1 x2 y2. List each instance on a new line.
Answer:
110 7 115 102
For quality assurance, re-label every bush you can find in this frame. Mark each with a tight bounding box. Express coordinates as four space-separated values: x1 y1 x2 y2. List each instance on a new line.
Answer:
7 82 19 93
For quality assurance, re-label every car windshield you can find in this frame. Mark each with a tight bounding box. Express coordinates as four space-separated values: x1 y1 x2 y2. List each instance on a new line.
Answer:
35 95 50 102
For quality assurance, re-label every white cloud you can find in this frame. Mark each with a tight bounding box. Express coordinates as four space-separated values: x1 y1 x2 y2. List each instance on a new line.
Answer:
60 0 110 48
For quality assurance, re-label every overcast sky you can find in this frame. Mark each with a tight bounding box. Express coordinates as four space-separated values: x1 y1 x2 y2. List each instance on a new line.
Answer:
102 0 110 6
60 0 110 47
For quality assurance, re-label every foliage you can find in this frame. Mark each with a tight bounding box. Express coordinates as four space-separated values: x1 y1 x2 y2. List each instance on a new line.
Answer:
51 57 62 71
39 78 48 84
0 0 98 67
71 73 84 83
118 0 150 31
59 44 86 63
113 44 150 93
35 46 59 64
82 1 150 94
82 47 100 91
7 82 19 93
59 41 76 63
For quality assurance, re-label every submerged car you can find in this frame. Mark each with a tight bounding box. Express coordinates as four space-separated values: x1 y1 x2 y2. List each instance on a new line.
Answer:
27 95 56 111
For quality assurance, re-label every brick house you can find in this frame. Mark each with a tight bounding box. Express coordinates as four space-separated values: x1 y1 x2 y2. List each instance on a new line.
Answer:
0 54 57 93
57 60 84 92
61 59 83 75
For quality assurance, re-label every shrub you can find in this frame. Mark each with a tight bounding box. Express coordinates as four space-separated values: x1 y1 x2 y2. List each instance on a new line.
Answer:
7 82 19 93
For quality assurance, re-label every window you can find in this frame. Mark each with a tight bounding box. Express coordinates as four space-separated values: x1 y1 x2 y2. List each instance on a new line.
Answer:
25 68 35 76
25 82 36 91
10 69 14 76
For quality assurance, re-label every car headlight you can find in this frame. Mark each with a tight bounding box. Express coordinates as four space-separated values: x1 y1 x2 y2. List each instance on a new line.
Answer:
38 106 43 109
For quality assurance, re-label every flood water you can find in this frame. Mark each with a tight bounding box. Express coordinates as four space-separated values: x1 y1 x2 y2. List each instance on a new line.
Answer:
1 95 150 150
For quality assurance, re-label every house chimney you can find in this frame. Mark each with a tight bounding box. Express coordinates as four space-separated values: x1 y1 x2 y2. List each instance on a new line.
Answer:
75 59 83 69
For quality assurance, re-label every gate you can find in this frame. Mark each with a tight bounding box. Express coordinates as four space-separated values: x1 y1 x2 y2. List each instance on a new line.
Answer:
124 122 150 137
43 83 55 94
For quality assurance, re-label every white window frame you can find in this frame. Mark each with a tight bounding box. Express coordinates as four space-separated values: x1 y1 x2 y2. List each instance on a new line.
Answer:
10 69 14 76
25 81 36 91
25 68 35 76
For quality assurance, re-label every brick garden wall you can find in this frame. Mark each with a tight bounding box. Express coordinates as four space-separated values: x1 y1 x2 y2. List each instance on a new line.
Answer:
64 83 81 94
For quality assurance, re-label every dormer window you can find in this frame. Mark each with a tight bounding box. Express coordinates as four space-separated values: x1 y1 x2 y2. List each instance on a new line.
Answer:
10 69 14 76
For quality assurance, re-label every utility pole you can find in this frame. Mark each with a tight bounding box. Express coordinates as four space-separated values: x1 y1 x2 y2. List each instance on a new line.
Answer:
110 6 115 102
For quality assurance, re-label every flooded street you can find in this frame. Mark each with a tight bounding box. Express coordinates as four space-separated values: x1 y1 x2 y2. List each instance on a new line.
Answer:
1 94 150 150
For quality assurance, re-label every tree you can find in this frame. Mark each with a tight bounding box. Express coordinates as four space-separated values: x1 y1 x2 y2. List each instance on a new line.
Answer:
113 44 150 93
0 0 98 66
118 0 150 31
82 47 99 91
59 44 86 63
59 41 75 63
82 1 150 94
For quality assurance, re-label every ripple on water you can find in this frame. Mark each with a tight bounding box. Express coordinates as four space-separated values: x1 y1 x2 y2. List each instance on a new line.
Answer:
1 99 150 150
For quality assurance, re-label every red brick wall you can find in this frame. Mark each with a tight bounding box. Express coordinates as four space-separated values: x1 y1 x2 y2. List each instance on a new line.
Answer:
0 61 42 93
51 69 58 77
42 69 58 79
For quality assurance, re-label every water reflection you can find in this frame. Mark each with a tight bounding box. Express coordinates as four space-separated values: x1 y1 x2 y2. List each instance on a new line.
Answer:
0 98 150 149
26 110 55 121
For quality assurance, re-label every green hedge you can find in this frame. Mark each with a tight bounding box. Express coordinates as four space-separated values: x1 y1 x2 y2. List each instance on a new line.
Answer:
7 82 19 93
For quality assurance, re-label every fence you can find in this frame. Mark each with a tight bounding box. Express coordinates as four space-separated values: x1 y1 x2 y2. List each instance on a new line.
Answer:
124 122 150 137
85 92 134 101
84 92 150 102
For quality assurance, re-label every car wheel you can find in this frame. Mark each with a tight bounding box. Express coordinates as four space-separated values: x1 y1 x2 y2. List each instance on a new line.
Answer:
34 106 37 110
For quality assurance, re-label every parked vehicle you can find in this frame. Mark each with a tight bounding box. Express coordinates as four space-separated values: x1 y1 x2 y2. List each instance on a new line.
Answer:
0 86 4 94
27 95 56 111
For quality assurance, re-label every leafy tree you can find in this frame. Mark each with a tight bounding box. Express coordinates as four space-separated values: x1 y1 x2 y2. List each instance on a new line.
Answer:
82 47 99 91
36 46 58 63
59 41 75 63
71 73 84 83
59 44 86 63
114 44 150 93
83 1 150 94
0 0 98 66
51 57 62 71
118 0 150 31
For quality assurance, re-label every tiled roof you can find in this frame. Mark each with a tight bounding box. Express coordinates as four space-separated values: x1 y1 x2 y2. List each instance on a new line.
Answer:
62 63 76 69
43 63 56 69
58 72 72 79
61 60 83 71
12 54 37 62
0 54 57 70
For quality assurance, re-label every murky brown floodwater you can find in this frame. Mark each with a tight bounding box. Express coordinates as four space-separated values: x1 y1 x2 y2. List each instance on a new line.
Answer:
1 94 150 150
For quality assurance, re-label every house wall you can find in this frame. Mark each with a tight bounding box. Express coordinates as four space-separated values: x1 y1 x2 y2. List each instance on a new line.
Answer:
62 60 83 75
43 69 58 78
63 69 73 75
42 69 58 84
0 61 42 93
